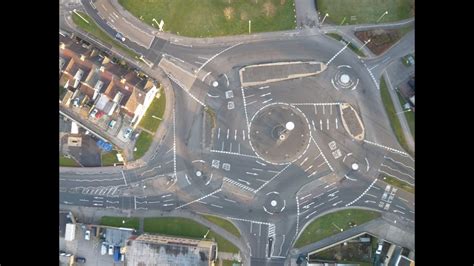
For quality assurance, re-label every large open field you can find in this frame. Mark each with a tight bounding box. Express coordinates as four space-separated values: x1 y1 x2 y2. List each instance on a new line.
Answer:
118 0 296 37
316 0 414 25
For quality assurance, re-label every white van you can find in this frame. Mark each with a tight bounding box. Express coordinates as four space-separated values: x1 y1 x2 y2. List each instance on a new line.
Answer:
101 243 107 255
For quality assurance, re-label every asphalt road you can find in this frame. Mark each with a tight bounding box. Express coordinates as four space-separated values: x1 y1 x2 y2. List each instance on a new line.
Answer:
60 1 415 265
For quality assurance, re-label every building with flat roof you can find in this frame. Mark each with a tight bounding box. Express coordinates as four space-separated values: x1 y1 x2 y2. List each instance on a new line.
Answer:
125 233 217 266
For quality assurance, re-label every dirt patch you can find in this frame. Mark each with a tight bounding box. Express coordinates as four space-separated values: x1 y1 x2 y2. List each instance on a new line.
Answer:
223 7 234 21
355 29 402 55
240 11 249 21
262 2 276 17
280 0 286 5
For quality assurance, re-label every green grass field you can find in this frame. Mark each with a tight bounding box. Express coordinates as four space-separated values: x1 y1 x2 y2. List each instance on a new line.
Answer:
223 260 241 266
317 0 414 25
380 174 414 193
139 91 166 133
72 11 140 58
144 217 239 253
101 150 120 166
203 215 241 238
118 0 296 37
133 131 153 160
294 209 380 248
380 77 411 155
60 156 79 167
101 216 140 230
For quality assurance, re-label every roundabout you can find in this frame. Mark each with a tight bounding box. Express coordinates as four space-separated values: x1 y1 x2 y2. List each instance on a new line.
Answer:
248 103 311 165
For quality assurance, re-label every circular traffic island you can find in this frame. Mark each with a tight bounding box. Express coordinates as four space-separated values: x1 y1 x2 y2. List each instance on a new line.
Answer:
249 103 311 165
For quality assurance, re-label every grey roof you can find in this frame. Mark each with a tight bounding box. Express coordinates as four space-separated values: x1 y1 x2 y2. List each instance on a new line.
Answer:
104 228 134 247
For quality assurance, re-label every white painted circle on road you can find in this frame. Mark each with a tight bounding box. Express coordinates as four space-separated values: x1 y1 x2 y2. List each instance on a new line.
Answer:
271 200 277 207
196 171 202 177
212 81 219 87
340 74 350 84
351 163 359 170
285 121 295 131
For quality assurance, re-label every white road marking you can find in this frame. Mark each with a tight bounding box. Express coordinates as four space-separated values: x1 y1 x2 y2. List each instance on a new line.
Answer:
207 93 219 98
366 193 377 198
363 139 411 157
399 197 409 203
308 170 318 178
238 143 241 153
330 105 332 115
346 178 378 207
393 209 405 215
380 164 414 179
260 93 271 97
384 156 415 171
256 178 267 182
176 188 222 209
246 172 258 176
335 118 338 129
299 193 312 200
121 171 127 186
242 130 246 141
256 160 267 166
234 129 237 140
326 118 329 130
322 105 325 115
197 42 242 73
324 182 336 189
255 164 291 192
365 157 370 171
300 156 309 166
205 173 213 186
229 142 232 152
238 178 251 185
262 98 273 104
305 210 318 219
246 100 257 106
226 128 230 139
224 73 229 87
221 141 224 151
224 198 237 203
332 200 343 206
267 170 279 173
305 165 314 172
185 174 191 184
328 195 339 202
251 168 263 171
211 204 223 208
395 204 406 210
312 120 316 131
320 120 323 130
217 128 221 139
258 86 270 90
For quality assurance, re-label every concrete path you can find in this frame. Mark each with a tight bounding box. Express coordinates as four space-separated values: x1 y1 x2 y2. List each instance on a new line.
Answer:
295 0 319 29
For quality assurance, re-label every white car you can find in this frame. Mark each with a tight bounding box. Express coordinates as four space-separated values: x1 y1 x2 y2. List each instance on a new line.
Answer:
84 230 90 240
123 128 133 139
90 109 98 117
108 245 114 255
375 243 383 255
101 243 107 255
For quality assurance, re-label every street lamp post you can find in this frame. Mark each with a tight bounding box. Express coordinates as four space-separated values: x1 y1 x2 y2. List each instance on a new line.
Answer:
359 39 371 51
376 11 389 23
320 13 329 26
396 109 411 115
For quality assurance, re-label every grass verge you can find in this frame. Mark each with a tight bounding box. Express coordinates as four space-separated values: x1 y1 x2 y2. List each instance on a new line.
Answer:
202 215 241 238
144 217 239 253
396 91 414 138
101 150 120 166
133 131 153 160
380 77 412 154
118 0 296 37
72 11 140 59
294 209 380 248
60 156 79 167
101 216 139 230
139 90 166 133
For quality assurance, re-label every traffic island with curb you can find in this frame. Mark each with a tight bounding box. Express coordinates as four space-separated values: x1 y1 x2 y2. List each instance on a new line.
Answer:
340 103 365 141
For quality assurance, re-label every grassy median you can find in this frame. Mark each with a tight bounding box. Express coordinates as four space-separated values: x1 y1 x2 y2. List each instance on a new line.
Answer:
396 91 415 138
316 0 414 25
325 33 365 57
60 156 79 167
380 174 414 194
118 0 296 37
294 209 380 248
72 11 140 59
144 217 239 253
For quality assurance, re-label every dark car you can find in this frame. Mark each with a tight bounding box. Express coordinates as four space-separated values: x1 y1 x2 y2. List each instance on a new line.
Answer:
75 257 86 263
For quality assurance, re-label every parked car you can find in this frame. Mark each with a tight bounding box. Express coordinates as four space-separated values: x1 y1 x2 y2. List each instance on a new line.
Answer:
376 243 383 255
90 108 98 117
123 128 133 139
101 243 107 255
75 257 86 263
72 98 80 107
108 245 114 255
115 32 126 42
84 230 90 240
130 132 140 141
108 119 117 128
95 111 105 119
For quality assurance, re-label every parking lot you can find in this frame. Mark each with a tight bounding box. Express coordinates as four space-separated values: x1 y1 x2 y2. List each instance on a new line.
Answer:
60 225 125 266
